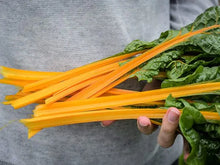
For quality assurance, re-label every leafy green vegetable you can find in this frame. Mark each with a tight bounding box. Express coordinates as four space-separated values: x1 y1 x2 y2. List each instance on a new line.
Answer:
164 95 220 165
216 105 220 115
161 66 220 88
164 94 183 109
165 53 220 79
123 40 157 53
134 50 183 82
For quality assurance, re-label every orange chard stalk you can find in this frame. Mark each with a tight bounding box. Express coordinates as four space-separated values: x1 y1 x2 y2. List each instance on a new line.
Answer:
0 66 61 81
21 108 220 139
69 69 138 100
22 50 145 92
0 79 35 87
33 82 220 117
45 73 109 104
10 61 121 109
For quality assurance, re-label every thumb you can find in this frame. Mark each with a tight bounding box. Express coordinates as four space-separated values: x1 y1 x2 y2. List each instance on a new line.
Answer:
158 107 180 148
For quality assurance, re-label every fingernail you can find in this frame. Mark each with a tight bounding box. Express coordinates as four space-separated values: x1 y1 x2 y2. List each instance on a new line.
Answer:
138 116 150 127
167 108 180 123
184 153 190 162
100 122 106 127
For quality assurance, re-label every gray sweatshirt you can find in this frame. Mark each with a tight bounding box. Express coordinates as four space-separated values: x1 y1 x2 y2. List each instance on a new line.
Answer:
0 0 218 165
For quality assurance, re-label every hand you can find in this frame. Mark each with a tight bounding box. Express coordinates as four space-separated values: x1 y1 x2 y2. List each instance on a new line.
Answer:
137 107 180 147
137 107 190 161
137 79 181 147
101 106 180 147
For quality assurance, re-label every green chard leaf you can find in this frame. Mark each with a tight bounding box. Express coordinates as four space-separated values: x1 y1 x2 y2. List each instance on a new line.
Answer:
179 106 207 165
166 53 220 79
164 95 220 165
216 105 220 115
123 40 156 53
134 50 183 82
164 94 183 109
161 66 220 88
195 123 220 139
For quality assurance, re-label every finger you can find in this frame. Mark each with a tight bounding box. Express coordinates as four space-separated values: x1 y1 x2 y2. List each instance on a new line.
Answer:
142 79 161 91
101 120 115 127
183 138 190 162
137 116 157 135
158 107 180 148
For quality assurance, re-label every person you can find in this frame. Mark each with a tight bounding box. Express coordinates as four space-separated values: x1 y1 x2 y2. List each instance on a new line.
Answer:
0 1 218 165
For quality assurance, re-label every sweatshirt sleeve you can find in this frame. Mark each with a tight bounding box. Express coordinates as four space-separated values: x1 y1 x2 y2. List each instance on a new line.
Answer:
170 0 219 30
